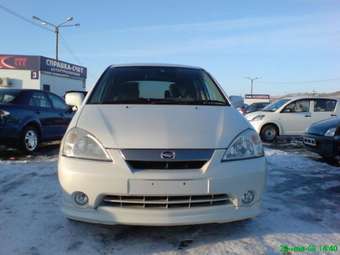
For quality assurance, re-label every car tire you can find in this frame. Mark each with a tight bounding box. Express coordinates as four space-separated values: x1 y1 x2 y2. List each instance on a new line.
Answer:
260 124 278 143
20 126 40 153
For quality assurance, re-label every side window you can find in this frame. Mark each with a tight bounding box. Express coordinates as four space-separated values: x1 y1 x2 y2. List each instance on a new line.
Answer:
283 100 310 113
201 72 225 102
314 99 337 112
29 92 52 108
48 94 68 110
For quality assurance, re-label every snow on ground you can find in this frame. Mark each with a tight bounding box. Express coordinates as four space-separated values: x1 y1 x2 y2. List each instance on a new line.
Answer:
0 146 339 255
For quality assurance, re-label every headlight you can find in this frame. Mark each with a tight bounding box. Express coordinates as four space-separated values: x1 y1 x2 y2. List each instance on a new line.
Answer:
324 127 336 137
251 114 265 121
0 110 10 118
62 127 111 161
222 129 264 161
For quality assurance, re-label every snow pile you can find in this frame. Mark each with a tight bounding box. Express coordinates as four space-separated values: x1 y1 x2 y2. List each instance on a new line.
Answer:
0 148 339 255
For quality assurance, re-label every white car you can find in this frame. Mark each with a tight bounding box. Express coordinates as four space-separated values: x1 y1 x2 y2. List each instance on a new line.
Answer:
246 97 340 142
58 64 267 226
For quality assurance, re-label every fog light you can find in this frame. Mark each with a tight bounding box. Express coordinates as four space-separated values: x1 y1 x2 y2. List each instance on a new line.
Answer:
73 191 88 206
241 190 255 205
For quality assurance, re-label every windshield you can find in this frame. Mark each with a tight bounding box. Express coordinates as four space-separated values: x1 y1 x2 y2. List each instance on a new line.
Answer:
88 66 228 105
0 90 20 104
262 99 290 112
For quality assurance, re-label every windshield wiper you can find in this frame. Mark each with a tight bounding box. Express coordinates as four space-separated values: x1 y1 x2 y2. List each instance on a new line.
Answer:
188 100 227 105
100 98 226 105
101 98 149 104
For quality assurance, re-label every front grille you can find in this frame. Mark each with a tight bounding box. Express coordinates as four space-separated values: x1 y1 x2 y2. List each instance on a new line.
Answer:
120 149 213 170
100 194 229 209
127 160 207 170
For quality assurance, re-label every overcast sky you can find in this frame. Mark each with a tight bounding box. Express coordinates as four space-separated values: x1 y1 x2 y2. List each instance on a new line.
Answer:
1 0 340 95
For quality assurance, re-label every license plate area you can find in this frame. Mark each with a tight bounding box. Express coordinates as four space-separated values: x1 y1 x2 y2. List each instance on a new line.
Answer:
304 137 317 146
128 179 209 195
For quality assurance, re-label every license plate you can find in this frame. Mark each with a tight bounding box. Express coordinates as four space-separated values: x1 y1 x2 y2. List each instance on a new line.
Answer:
128 179 209 195
304 137 317 146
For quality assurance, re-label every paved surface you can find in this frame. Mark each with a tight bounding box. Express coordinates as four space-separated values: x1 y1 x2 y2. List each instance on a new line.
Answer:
0 144 339 255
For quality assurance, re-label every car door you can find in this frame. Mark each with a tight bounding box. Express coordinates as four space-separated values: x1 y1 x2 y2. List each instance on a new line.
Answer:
279 99 313 135
311 99 338 123
47 93 73 138
28 91 59 140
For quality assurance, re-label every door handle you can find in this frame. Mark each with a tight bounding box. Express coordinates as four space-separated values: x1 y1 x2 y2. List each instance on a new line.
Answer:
331 114 337 117
304 114 311 117
35 111 40 115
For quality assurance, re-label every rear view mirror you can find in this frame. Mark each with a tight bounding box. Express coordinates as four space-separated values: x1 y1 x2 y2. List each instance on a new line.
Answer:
65 91 85 111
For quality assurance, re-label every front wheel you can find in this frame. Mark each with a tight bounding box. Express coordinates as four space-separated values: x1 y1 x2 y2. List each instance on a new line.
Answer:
260 124 278 143
20 126 40 153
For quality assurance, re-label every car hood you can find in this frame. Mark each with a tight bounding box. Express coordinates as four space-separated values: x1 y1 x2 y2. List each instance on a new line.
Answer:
307 117 340 135
76 105 250 149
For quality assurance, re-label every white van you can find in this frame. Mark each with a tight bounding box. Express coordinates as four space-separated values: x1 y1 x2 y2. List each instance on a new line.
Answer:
246 97 340 142
58 64 267 226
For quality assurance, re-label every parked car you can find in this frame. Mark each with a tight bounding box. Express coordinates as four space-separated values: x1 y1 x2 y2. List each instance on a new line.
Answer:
58 64 267 226
229 95 244 109
304 117 340 160
237 103 248 114
246 97 339 142
0 89 74 153
240 102 270 115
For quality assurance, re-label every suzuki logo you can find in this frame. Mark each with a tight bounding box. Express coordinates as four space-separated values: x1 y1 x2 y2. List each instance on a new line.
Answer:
160 151 176 160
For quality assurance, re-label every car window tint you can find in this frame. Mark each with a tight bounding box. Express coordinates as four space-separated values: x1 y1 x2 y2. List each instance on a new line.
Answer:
201 72 226 102
284 100 310 113
49 94 67 110
314 99 337 112
0 90 21 104
29 92 52 108
88 67 228 105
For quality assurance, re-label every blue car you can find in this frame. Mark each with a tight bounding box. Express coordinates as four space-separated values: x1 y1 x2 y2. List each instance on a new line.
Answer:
304 117 340 161
0 89 74 153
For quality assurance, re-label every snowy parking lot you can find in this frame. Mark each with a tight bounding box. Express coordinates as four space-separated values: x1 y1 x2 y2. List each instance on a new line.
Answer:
0 145 339 255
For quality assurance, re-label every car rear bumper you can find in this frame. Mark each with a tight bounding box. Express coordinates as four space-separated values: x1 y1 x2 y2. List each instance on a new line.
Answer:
58 150 267 226
303 134 340 158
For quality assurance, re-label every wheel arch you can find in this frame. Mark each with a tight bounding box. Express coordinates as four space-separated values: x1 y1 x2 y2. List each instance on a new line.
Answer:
21 120 42 139
260 122 281 136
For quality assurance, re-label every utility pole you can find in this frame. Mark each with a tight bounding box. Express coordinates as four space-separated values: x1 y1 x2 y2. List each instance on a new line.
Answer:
244 77 261 95
32 16 79 60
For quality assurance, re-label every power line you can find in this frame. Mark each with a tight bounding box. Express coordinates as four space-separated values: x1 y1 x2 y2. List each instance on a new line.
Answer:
59 35 98 83
0 3 84 65
0 3 53 32
59 34 82 65
32 16 80 60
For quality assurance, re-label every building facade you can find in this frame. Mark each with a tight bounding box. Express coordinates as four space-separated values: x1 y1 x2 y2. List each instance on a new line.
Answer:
0 54 87 96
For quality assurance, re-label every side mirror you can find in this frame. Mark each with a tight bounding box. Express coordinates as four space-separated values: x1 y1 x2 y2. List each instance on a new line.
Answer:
65 91 85 110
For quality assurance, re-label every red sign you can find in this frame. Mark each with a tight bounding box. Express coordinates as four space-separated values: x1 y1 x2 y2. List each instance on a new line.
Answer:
0 55 39 70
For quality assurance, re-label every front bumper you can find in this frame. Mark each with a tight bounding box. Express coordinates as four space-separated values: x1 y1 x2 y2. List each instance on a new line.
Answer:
58 150 267 226
303 134 340 158
62 201 261 226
